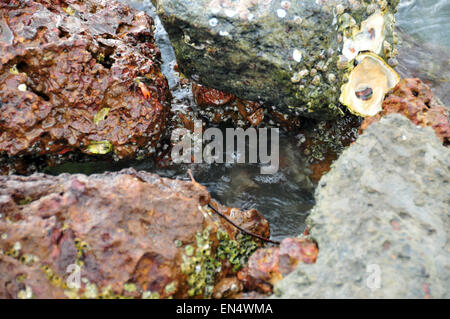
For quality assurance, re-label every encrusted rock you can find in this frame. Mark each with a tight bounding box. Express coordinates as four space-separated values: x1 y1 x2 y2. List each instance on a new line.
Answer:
0 0 170 159
361 78 450 145
0 168 270 299
193 83 264 127
153 0 399 119
274 114 450 298
238 237 318 294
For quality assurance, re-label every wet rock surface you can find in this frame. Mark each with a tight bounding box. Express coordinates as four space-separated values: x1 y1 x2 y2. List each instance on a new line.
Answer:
152 0 399 119
238 237 318 294
0 0 170 160
0 168 270 298
193 83 265 127
361 78 449 145
274 114 450 298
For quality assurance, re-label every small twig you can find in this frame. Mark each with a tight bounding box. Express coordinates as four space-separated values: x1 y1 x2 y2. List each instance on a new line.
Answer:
187 169 196 183
188 168 279 245
207 203 280 245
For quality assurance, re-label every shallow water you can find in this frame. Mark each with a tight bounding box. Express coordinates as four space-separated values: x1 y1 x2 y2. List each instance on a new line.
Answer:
397 0 450 49
46 0 449 241
46 129 315 241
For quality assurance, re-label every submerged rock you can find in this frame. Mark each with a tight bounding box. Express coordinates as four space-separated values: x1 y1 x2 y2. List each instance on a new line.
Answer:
153 0 399 119
0 168 270 298
274 114 450 298
361 78 449 145
0 0 170 160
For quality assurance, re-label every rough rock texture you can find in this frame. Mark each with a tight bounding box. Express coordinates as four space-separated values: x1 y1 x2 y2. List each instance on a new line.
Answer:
238 237 318 294
0 0 170 159
361 78 450 145
0 168 270 299
274 114 450 298
193 83 264 127
153 0 399 119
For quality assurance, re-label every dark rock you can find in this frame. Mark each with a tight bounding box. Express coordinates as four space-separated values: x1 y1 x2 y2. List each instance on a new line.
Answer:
152 0 399 119
0 168 270 298
274 114 450 298
0 0 170 159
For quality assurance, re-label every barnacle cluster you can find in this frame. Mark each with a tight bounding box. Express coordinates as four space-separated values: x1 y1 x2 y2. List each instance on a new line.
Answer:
74 237 90 267
180 222 259 298
216 231 258 273
2 235 175 299
285 1 400 118
3 241 39 268
4 241 22 258
41 264 65 289
181 226 220 298
0 240 40 298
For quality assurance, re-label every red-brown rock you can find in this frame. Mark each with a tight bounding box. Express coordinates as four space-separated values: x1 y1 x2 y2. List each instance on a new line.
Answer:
192 83 264 127
0 0 171 159
237 238 318 294
0 169 270 299
361 78 449 145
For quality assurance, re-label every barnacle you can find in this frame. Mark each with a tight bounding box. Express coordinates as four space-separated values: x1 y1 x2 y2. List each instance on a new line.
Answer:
339 52 400 117
63 6 76 16
41 264 53 278
80 241 89 251
86 140 113 155
74 238 82 248
123 282 137 293
17 285 33 299
84 282 99 299
93 108 110 125
50 274 62 287
164 282 176 294
16 273 27 283
20 253 39 266
6 241 22 258
142 291 160 299
180 224 259 298
9 64 19 75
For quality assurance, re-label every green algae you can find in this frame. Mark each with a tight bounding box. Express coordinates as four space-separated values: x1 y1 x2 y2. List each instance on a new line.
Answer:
180 222 259 298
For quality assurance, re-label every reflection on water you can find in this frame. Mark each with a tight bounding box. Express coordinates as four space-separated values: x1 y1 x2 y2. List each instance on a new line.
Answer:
45 131 315 241
396 28 450 106
396 0 450 49
396 0 450 106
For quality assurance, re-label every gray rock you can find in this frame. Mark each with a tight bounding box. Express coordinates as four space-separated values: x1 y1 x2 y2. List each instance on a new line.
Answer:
152 0 399 119
274 114 450 298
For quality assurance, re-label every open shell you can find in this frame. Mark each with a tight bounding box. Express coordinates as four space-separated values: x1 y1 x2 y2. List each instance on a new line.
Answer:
339 52 400 117
343 11 386 61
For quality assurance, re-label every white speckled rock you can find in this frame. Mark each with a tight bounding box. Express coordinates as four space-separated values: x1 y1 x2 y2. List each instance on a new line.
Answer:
274 114 450 298
151 0 399 119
